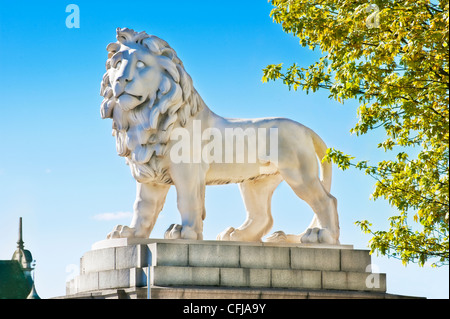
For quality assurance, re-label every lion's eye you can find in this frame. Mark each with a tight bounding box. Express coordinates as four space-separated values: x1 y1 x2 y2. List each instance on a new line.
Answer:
115 61 122 69
136 61 145 68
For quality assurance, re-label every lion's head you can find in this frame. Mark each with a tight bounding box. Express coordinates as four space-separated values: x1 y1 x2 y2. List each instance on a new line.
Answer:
100 28 205 183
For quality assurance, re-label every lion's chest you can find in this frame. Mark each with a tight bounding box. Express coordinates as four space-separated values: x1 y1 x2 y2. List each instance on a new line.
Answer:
126 156 173 185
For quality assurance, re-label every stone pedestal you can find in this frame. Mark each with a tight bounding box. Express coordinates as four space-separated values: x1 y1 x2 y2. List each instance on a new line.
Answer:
64 239 414 299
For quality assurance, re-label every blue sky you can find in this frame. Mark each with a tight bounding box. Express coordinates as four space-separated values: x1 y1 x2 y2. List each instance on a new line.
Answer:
0 0 447 299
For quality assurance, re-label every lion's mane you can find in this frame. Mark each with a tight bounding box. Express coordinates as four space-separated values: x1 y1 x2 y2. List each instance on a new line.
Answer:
100 28 205 184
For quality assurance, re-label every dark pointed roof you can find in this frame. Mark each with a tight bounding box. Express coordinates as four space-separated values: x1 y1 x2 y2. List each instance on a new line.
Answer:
0 217 41 299
11 217 33 270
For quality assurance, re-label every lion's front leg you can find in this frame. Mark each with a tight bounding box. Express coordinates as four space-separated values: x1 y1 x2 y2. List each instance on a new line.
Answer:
107 182 170 239
165 163 207 240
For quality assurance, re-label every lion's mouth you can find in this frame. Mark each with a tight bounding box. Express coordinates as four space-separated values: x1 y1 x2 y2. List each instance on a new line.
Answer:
116 91 143 101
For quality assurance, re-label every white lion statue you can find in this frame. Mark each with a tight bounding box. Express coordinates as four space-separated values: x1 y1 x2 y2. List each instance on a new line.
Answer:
100 28 340 244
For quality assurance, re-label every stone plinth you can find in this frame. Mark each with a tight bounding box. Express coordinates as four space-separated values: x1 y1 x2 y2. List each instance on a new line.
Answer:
64 239 408 299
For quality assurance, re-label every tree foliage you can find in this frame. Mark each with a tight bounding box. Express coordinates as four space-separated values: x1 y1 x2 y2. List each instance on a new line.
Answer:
262 0 449 266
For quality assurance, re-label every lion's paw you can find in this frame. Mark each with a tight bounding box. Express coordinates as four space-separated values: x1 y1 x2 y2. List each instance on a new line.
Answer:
265 228 339 244
164 224 182 239
216 227 261 242
265 231 288 243
107 225 136 239
216 227 235 241
164 224 200 240
300 227 339 245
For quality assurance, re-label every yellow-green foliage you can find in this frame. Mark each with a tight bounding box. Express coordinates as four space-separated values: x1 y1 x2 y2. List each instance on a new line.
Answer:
263 0 448 266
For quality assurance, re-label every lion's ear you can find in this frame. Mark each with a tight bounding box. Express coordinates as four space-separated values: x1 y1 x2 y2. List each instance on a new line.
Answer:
160 48 175 60
143 38 160 55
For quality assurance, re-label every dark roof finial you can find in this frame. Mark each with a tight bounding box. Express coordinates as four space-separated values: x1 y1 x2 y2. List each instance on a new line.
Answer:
17 217 24 250
12 217 33 270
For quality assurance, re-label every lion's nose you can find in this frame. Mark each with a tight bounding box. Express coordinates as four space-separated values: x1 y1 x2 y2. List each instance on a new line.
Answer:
117 73 132 85
114 75 131 98
116 61 134 85
119 74 131 83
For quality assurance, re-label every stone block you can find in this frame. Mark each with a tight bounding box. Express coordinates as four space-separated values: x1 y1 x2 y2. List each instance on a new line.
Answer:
81 248 115 274
98 269 130 290
322 271 347 290
249 268 272 288
240 246 290 269
192 267 220 286
189 243 239 268
115 246 138 270
151 266 219 287
151 266 189 286
149 243 188 267
350 272 386 293
290 247 340 271
78 272 99 292
220 268 271 288
322 271 386 292
341 249 372 272
271 269 321 289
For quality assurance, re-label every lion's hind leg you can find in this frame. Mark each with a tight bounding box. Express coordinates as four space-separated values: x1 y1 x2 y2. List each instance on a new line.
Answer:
217 174 282 242
271 165 340 245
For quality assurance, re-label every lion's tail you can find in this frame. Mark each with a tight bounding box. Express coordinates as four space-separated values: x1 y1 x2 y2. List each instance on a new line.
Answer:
310 129 332 193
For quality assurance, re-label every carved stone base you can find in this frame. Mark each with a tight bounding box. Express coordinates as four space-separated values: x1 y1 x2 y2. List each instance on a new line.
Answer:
63 239 418 299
